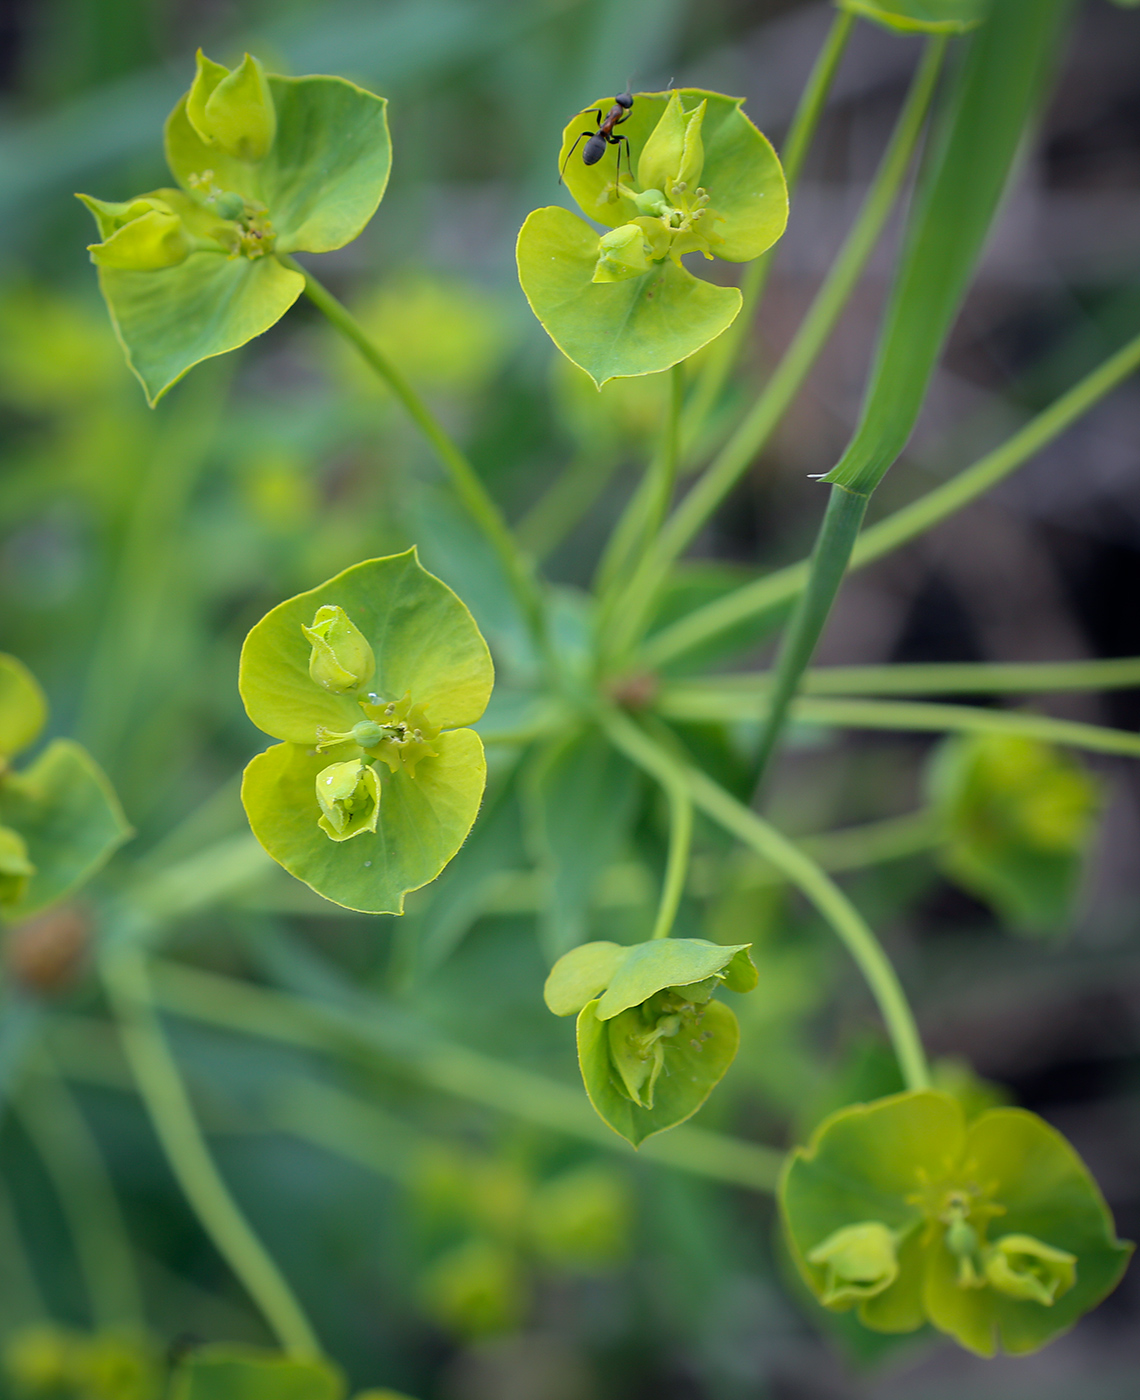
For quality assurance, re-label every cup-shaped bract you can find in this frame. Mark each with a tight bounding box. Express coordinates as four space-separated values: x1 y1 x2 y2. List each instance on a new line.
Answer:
837 0 990 34
928 733 1100 932
79 52 391 405
544 937 757 1145
186 51 277 163
518 88 787 386
239 550 493 914
780 1090 1132 1356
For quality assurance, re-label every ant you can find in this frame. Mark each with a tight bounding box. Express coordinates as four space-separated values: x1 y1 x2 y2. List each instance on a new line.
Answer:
560 87 634 185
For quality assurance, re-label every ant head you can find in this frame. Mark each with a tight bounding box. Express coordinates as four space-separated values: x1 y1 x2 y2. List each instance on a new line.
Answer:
615 90 633 108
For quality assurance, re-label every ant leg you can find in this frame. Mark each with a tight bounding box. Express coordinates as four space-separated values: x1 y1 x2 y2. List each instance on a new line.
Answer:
559 130 595 184
613 134 632 189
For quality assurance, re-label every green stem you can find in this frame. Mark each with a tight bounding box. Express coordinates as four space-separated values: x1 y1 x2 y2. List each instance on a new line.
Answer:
681 656 1140 699
602 708 930 1091
283 256 550 665
656 685 1140 759
751 485 869 793
15 1056 143 1330
0 1162 48 1323
646 326 1140 668
597 363 685 647
608 36 948 661
683 10 857 451
102 946 320 1355
649 766 693 941
140 961 782 1194
594 360 685 609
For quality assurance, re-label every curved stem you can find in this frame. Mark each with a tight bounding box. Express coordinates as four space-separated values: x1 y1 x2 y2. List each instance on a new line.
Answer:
602 708 930 1092
103 945 320 1355
683 9 857 448
608 36 948 662
649 766 693 941
15 1057 143 1330
750 484 869 795
283 257 551 667
644 325 1140 668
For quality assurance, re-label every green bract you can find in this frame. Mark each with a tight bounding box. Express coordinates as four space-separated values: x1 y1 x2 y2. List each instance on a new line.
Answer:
0 655 131 920
239 551 493 914
77 51 391 404
837 0 989 32
169 1345 343 1400
928 733 1100 932
517 88 787 386
781 1090 1132 1356
544 938 757 1145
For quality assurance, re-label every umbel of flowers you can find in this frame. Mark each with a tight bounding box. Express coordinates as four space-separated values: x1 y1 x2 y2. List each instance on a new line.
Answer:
239 551 493 915
517 88 788 385
780 1090 1132 1356
76 50 391 405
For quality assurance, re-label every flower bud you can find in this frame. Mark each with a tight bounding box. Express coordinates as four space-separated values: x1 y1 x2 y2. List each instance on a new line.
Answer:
302 604 376 694
632 188 670 217
638 91 707 197
807 1221 900 1307
78 194 194 271
0 824 35 909
984 1233 1077 1306
592 223 651 284
315 759 381 842
187 50 277 163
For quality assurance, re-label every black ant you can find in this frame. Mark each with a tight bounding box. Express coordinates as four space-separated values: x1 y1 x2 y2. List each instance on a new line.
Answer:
560 87 634 185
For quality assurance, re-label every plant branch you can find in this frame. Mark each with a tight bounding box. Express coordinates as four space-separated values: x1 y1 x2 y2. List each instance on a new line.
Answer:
649 763 693 941
602 708 930 1092
283 256 551 665
607 36 948 660
645 326 1140 667
102 945 320 1355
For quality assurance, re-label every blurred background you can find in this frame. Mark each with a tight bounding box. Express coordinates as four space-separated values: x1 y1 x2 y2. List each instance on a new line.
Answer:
1 0 1140 1396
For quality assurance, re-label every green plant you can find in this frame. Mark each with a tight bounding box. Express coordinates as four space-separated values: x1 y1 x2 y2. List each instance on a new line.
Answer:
4 1 1139 1388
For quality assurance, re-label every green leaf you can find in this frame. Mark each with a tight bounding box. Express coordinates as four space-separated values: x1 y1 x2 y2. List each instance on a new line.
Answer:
169 1346 344 1400
517 206 741 387
543 940 628 1016
594 938 752 1019
823 0 1071 493
577 995 740 1146
524 727 640 960
165 74 391 254
0 654 47 759
94 253 304 405
927 732 1100 932
0 739 132 918
240 550 493 745
242 730 486 915
837 0 990 33
559 89 788 261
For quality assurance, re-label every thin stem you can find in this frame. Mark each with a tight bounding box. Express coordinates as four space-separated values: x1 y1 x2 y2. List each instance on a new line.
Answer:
645 326 1140 668
679 656 1140 699
649 768 693 940
283 256 551 665
102 946 320 1355
603 708 930 1092
594 362 685 612
608 37 948 661
683 10 858 450
655 686 1140 760
139 961 783 1194
598 364 685 647
751 485 869 793
15 1057 143 1330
